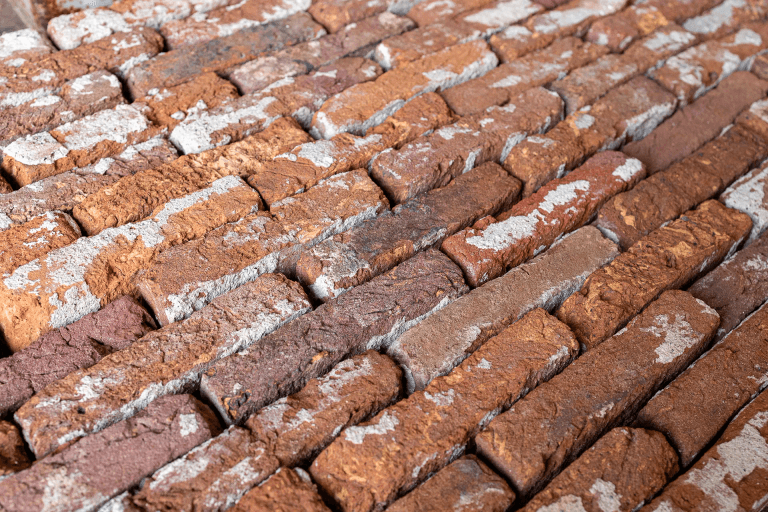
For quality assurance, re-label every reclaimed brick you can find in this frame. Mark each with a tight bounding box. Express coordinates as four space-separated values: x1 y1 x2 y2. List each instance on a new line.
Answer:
682 0 768 42
0 211 81 277
311 309 578 512
15 273 309 459
372 87 562 204
640 388 768 512
557 200 751 351
47 9 132 50
233 468 330 512
200 250 467 425
636 301 768 467
309 40 498 139
0 296 155 417
309 0 413 33
477 290 718 497
645 0 722 23
721 159 768 243
0 175 260 353
521 428 678 512
585 5 669 53
0 178 11 194
109 0 233 29
0 29 53 69
407 0 494 27
443 152 644 288
387 455 515 512
441 36 607 116
0 395 220 510
390 226 616 392
455 0 543 36
125 12 325 99
736 96 768 142
753 52 768 79
0 421 31 478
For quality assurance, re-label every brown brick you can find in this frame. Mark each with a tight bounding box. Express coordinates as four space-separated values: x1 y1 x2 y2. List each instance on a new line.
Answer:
441 36 607 116
14 273 309 459
406 0 493 26
0 211 81 278
311 309 578 512
109 0 232 29
443 152 644 288
736 96 768 142
309 0 398 32
200 250 467 425
0 176 260 353
521 428 678 512
387 455 515 512
0 395 221 511
125 12 325 99
0 177 11 195
721 159 768 243
46 9 134 50
681 0 768 42
233 468 330 512
0 421 31 478
477 290 718 497
644 0 722 23
0 29 53 69
557 200 751 350
752 52 768 79
390 226 616 392
640 387 768 512
0 296 155 417
372 87 562 204
585 5 670 53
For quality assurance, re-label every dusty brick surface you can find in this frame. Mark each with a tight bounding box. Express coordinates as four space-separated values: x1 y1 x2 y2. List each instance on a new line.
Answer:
721 159 768 243
406 0 493 27
681 0 768 41
233 468 330 512
0 421 31 478
558 200 751 350
309 0 400 32
477 290 719 497
0 211 81 277
0 29 53 69
585 5 670 52
311 309 578 512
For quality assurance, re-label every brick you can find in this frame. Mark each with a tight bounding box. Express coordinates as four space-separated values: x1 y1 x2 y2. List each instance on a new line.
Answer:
15 273 309 459
233 468 330 512
477 290 718 497
635 301 768 467
682 0 768 42
47 9 133 50
125 12 325 99
0 296 155 417
231 12 414 93
0 177 11 194
650 24 768 106
387 455 515 512
371 87 562 204
0 211 81 278
0 29 53 69
0 175 260 353
721 160 768 243
200 250 467 424
736 96 768 142
640 387 768 512
311 309 578 512
443 152 644 288
309 40 498 139
248 93 453 207
297 162 519 301
0 421 31 478
752 52 768 79
309 0 410 33
624 71 768 174
109 0 233 29
73 117 308 235
644 0 722 23
521 428 678 512
441 36 607 116
407 0 494 27
160 0 311 49
504 76 676 197
0 394 221 510
390 226 616 392
585 5 670 53
171 57 381 154
557 200 751 351
455 0 543 36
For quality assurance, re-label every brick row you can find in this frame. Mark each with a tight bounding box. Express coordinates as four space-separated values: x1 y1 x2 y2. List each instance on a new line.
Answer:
200 250 467 424
297 162 520 301
0 394 220 511
0 175 261 353
477 290 718 497
233 468 330 512
311 308 579 512
309 0 419 33
371 86 562 204
557 200 752 350
391 226 617 393
15 273 309 459
0 211 81 277
0 29 53 69
0 421 31 478
442 151 644 288
721 157 768 243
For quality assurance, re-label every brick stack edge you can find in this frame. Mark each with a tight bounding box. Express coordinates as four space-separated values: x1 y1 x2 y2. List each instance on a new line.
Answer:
1 0 768 510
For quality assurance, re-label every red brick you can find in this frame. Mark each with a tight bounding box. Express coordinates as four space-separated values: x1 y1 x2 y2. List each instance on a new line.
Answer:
681 0 768 42
585 5 670 53
47 9 133 50
721 159 768 243
0 211 81 278
309 0 404 32
406 0 494 26
235 468 330 512
0 29 53 69
0 421 31 479
643 0 722 23
752 52 768 80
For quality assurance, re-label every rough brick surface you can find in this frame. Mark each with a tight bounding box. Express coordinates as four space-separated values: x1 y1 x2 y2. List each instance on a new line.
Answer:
0 29 53 69
309 0 405 32
406 0 493 26
200 250 467 424
0 421 31 478
0 395 221 511
0 211 81 277
521 428 678 512
681 0 768 42
311 309 578 512
721 159 768 243
109 0 233 29
558 200 751 350
233 468 330 512
14 273 310 459
585 5 670 53
476 291 719 497
46 9 134 50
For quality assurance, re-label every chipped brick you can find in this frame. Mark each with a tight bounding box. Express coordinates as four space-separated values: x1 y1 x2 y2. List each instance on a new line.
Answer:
233 468 330 512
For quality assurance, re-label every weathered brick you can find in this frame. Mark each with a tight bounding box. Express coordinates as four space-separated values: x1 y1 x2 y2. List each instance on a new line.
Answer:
0 29 53 69
477 290 718 497
640 387 768 512
125 12 325 98
372 87 562 204
0 395 221 510
109 0 234 29
406 0 492 26
200 250 467 424
15 273 309 459
0 296 155 417
390 226 616 392
521 428 678 512
0 421 31 478
0 176 260 353
681 0 768 42
644 0 722 23
441 36 607 116
557 200 751 350
752 52 768 79
0 211 81 278
47 9 133 50
309 0 413 32
585 5 669 53
721 159 768 243
443 152 644 288
311 309 578 512
233 468 330 512
387 455 515 512
736 96 768 142
310 40 498 139
0 177 11 195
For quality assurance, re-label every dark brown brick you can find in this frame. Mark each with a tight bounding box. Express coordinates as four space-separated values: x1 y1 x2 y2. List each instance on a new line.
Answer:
681 0 768 41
